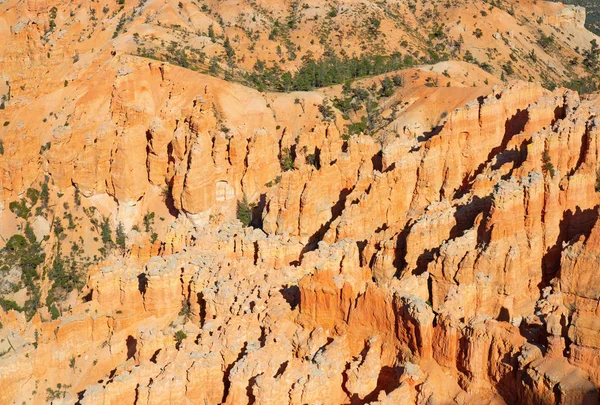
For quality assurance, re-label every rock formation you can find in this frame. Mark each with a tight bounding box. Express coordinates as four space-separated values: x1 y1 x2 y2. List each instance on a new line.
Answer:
1 0 600 403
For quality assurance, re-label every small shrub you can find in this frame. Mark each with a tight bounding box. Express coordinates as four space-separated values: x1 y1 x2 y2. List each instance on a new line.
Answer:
143 212 155 232
538 34 554 49
236 194 253 227
542 150 556 178
116 222 126 250
279 147 294 171
9 199 30 219
0 298 23 312
318 99 335 121
174 330 187 348
50 304 60 320
266 176 281 187
101 217 112 245
27 188 40 206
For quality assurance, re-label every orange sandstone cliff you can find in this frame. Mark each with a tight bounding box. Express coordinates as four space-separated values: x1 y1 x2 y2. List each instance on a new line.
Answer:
1 0 600 404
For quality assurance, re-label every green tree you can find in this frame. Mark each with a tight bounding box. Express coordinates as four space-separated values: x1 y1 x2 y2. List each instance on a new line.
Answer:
584 39 600 72
101 217 112 245
380 76 395 97
279 147 294 171
209 56 220 75
174 330 187 348
208 24 216 43
143 212 155 232
116 222 126 250
236 194 253 227
224 37 236 67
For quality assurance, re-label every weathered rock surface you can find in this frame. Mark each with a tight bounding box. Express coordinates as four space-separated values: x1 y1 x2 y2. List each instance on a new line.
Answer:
2 0 600 402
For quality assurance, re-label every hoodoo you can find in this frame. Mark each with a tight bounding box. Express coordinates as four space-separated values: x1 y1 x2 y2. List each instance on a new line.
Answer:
1 0 600 403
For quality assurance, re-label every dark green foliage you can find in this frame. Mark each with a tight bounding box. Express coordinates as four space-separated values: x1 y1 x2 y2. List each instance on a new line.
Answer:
279 147 294 171
379 76 395 97
528 49 538 63
5 234 27 252
346 117 368 137
463 50 474 63
48 7 58 32
179 300 191 318
583 39 600 72
0 224 45 317
174 330 187 348
46 384 70 401
116 222 126 250
366 14 381 38
429 23 446 40
50 303 60 320
27 188 40 206
576 76 600 94
318 99 335 121
53 218 64 238
306 153 319 168
209 56 220 74
208 24 216 43
265 176 282 187
334 85 369 114
74 187 81 206
0 298 23 312
236 194 253 227
502 61 515 76
163 41 191 68
542 150 556 178
40 181 50 210
143 212 155 232
9 200 29 219
245 52 411 92
224 36 236 66
40 142 51 153
538 34 554 49
113 15 126 39
47 254 82 303
101 217 112 246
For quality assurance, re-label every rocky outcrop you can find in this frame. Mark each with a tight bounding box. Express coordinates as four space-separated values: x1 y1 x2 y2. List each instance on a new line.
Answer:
2 0 600 398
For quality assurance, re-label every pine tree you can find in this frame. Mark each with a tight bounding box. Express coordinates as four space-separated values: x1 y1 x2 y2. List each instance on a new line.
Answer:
116 222 126 250
236 194 252 227
224 37 236 67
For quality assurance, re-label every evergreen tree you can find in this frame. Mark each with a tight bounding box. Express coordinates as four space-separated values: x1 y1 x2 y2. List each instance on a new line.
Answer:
224 37 236 67
236 194 252 227
116 222 126 250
